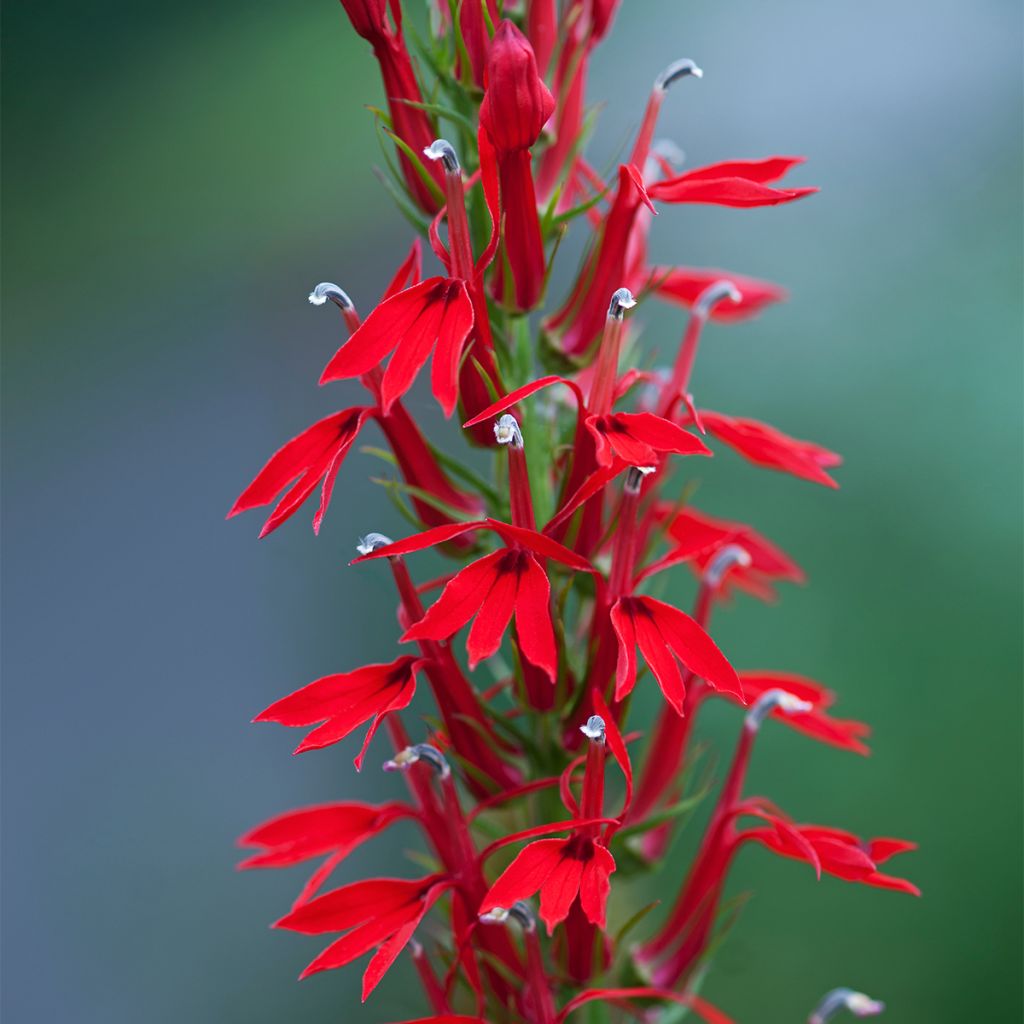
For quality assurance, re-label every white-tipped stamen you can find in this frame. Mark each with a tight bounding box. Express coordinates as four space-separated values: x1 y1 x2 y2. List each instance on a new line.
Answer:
624 465 656 494
309 282 354 310
746 688 814 732
494 413 525 449
694 280 742 321
809 988 885 1024
652 138 686 167
356 533 394 556
480 901 536 932
654 58 703 92
423 138 460 174
580 714 607 744
608 287 637 319
383 743 451 780
703 543 752 588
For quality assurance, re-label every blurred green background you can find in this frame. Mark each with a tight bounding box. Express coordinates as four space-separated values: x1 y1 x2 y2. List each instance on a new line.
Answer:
2 1 1021 1022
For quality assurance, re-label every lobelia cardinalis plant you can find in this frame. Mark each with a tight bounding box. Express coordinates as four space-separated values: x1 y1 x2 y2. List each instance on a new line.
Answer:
229 2 918 1021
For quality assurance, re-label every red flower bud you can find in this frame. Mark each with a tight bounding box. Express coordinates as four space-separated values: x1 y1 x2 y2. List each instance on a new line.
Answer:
479 21 554 155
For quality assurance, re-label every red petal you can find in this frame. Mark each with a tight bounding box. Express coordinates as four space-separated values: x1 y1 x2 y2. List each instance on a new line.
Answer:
320 278 447 384
633 607 688 714
643 596 742 699
382 238 423 300
668 156 806 185
486 519 595 572
465 555 518 667
403 551 505 643
578 843 616 928
276 877 423 935
351 521 487 563
514 553 558 681
538 848 586 933
609 600 638 702
591 688 632 818
462 374 585 428
479 838 565 914
654 266 787 321
649 176 818 208
612 413 711 457
424 280 474 417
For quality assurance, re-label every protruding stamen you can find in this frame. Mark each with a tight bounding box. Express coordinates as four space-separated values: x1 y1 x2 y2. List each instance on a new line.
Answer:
694 280 742 321
580 714 607 744
703 543 752 588
309 282 354 310
652 138 686 167
494 414 525 449
608 287 637 320
480 901 536 932
624 465 656 495
654 58 703 92
356 533 394 556
423 139 461 174
383 743 451 780
809 988 886 1024
745 688 814 732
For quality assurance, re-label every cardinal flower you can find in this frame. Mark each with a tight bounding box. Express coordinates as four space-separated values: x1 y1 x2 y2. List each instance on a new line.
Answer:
228 406 373 538
697 410 842 488
741 805 920 895
638 506 805 601
610 595 742 713
479 21 555 311
480 835 615 935
647 156 818 208
726 672 871 754
354 520 593 681
274 874 452 994
254 655 424 769
238 800 414 903
653 266 787 320
320 277 474 417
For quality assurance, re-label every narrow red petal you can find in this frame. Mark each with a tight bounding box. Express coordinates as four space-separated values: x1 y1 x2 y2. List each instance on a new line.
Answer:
514 553 558 681
403 551 505 643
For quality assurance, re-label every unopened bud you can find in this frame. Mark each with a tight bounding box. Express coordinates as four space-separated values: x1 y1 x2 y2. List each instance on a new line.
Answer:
423 139 460 174
654 58 703 92
703 544 752 588
356 533 394 556
580 715 607 744
309 282 354 310
608 287 637 320
383 743 451 780
746 688 814 731
694 280 742 320
809 988 885 1024
494 414 524 449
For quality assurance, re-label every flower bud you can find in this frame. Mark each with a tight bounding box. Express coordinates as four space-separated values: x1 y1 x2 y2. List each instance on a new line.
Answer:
479 21 555 154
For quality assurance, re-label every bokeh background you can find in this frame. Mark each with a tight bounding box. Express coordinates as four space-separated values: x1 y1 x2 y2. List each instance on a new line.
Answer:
3 1 1021 1021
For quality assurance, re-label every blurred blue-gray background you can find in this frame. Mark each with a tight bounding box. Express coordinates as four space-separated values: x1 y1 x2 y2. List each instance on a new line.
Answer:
2 1 1021 1021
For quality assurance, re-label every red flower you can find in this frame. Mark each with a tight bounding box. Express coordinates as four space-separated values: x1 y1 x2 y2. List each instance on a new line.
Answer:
587 411 710 467
238 801 414 904
480 835 615 935
320 278 474 417
479 21 555 310
697 410 842 488
647 156 818 208
254 655 423 769
610 595 742 713
238 801 412 871
653 266 787 320
741 806 920 895
355 520 593 681
228 407 373 538
639 506 805 601
728 672 871 754
274 874 452 993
